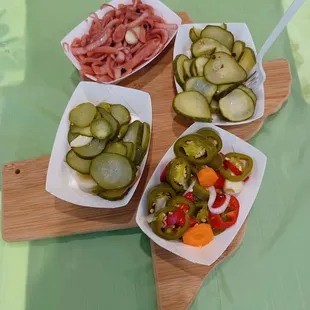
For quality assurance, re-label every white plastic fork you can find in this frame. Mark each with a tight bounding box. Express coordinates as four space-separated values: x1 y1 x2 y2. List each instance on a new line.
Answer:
245 0 305 90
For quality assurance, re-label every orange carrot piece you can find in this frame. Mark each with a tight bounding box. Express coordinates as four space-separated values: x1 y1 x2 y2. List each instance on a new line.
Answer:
197 167 219 187
183 224 214 247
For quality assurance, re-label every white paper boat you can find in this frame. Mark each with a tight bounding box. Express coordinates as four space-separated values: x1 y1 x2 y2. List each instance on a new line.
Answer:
46 81 152 208
173 23 265 126
136 123 267 265
61 0 182 84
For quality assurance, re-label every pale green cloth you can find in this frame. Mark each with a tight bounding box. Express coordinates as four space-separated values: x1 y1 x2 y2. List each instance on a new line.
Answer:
1 0 310 309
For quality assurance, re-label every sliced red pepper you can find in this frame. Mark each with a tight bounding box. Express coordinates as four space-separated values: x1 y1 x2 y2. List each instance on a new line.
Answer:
166 208 186 227
160 164 168 182
224 160 242 176
180 203 190 212
214 172 225 189
190 217 197 227
244 176 250 182
184 192 194 203
212 193 226 209
209 196 240 230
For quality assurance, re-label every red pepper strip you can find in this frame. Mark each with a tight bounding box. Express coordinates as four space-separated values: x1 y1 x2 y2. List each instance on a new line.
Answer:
214 172 225 189
190 217 197 227
160 164 168 182
212 193 226 209
166 208 186 227
209 196 240 230
244 176 250 182
184 192 194 203
224 160 242 176
180 203 190 212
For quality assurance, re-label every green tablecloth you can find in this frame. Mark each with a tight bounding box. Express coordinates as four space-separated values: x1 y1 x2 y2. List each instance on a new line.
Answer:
1 0 309 309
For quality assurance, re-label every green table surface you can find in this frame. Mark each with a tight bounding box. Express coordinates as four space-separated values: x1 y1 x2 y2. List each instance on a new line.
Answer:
1 0 310 309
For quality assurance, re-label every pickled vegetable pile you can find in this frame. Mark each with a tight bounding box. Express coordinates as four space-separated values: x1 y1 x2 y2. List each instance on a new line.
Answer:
173 24 257 122
63 0 177 82
66 102 150 201
146 128 253 247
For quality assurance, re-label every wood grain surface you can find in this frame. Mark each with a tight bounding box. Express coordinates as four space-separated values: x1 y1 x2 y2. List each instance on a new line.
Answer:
1 12 291 243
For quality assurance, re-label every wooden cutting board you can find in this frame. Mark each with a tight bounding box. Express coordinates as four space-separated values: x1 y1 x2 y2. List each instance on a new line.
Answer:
1 12 291 310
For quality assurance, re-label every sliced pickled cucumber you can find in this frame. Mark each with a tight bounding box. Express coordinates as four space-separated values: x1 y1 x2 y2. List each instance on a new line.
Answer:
210 99 220 113
90 119 112 139
184 77 217 104
219 88 255 122
95 110 102 119
123 120 143 148
204 52 247 85
173 54 189 88
123 142 134 159
110 104 131 126
115 124 129 141
69 102 96 127
68 131 79 144
173 91 212 122
70 125 92 137
213 83 239 101
66 150 91 174
183 59 193 79
97 107 120 139
194 56 209 77
90 153 135 190
238 47 256 73
232 40 245 61
98 187 129 201
134 146 144 166
73 138 107 159
104 142 127 156
191 38 231 58
189 27 199 42
97 102 111 113
201 25 234 51
190 60 198 76
220 23 227 30
141 122 150 155
238 85 257 104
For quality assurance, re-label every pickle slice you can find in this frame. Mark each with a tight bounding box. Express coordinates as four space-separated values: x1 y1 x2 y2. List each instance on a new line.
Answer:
210 99 220 113
184 77 217 104
69 102 96 127
105 142 127 156
183 59 193 79
114 124 129 141
173 91 212 122
72 138 107 159
110 104 131 126
204 52 247 85
98 187 129 201
238 85 257 104
97 107 120 139
213 83 239 101
90 119 112 139
220 23 227 30
201 25 234 51
97 102 111 113
123 142 134 159
232 40 245 61
173 54 189 88
194 56 209 77
68 131 79 144
238 47 256 73
70 125 92 137
189 27 201 42
141 122 150 155
123 120 143 148
219 88 255 122
90 153 135 190
66 150 91 174
191 38 231 58
190 60 198 76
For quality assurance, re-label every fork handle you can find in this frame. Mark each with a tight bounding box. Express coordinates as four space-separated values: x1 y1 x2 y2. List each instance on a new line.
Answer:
257 0 305 62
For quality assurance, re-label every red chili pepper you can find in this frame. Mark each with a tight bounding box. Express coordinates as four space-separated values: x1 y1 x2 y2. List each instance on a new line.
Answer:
180 203 190 212
224 160 242 176
214 172 225 189
166 208 185 227
209 196 240 229
160 164 168 182
190 217 197 227
212 193 226 208
184 192 194 203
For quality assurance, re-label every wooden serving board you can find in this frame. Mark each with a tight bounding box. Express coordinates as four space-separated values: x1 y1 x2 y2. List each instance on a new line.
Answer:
1 11 291 310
